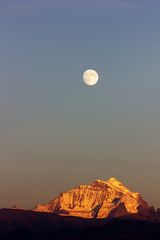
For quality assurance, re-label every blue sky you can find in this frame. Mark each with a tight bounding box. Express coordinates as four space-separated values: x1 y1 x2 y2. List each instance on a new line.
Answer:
0 0 160 208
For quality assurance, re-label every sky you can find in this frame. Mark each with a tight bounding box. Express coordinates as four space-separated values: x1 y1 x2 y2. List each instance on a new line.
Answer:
0 0 160 209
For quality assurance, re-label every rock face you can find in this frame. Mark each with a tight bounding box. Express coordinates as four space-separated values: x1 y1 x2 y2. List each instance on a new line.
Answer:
34 177 150 219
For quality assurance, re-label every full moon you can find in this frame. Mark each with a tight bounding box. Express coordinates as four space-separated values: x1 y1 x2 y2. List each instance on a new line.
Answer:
83 69 99 86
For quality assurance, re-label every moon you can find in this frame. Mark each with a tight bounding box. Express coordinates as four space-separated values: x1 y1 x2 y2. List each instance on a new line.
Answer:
83 69 99 86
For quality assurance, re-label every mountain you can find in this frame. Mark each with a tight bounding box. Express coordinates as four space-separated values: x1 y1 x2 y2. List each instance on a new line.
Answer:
11 205 23 210
34 177 152 219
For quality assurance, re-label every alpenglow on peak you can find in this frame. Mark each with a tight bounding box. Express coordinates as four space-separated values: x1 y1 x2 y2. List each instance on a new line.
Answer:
34 177 150 219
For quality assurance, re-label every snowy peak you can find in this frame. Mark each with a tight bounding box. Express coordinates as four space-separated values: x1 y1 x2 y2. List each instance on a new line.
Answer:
107 177 127 187
92 177 134 195
34 177 150 219
107 177 131 193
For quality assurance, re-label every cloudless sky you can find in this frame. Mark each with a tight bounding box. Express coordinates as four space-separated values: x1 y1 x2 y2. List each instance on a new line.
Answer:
0 0 160 209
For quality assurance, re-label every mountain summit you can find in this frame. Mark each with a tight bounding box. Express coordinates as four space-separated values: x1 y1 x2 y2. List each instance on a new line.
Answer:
34 177 151 219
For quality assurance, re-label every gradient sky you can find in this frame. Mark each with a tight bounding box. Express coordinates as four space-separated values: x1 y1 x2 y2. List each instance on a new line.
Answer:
0 0 160 209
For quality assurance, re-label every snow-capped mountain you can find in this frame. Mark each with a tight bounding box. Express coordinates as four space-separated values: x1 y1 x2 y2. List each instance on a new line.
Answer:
34 177 152 218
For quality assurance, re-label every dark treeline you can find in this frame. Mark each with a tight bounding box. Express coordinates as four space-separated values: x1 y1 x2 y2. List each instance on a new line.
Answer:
0 209 160 240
